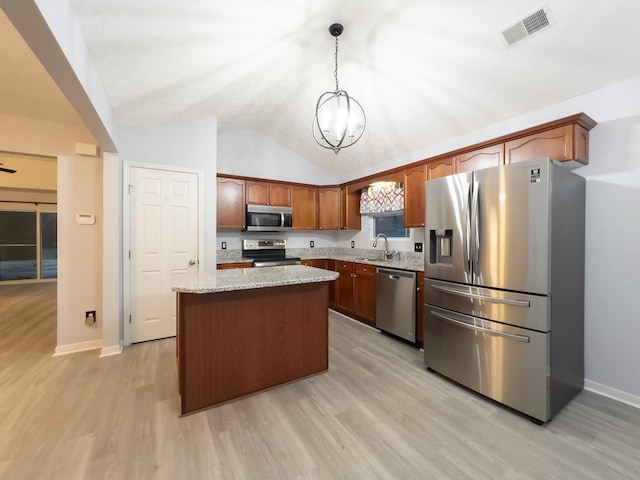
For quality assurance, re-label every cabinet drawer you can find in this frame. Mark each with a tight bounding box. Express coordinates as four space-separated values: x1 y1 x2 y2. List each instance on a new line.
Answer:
355 263 376 276
336 262 355 272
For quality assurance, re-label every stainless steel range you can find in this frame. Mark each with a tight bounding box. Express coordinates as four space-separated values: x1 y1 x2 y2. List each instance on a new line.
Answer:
242 239 301 267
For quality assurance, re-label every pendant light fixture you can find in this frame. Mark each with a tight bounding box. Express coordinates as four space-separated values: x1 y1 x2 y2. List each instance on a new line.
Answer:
313 23 366 154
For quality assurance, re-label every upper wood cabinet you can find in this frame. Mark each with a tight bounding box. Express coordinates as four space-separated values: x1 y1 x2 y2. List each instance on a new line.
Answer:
455 144 504 173
217 177 245 229
292 185 318 230
505 123 591 165
340 186 362 230
318 186 340 230
246 180 291 207
403 164 426 228
427 156 454 180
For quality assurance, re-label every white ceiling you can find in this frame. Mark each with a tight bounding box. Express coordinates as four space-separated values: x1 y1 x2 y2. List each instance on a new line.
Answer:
4 1 640 178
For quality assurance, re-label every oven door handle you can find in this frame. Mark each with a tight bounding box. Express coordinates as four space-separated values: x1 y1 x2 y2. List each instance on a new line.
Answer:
430 310 530 343
430 284 530 308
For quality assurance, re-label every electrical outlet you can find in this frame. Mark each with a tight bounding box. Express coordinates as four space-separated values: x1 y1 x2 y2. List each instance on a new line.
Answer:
414 242 423 252
221 241 227 250
85 310 96 326
351 241 355 248
310 240 314 248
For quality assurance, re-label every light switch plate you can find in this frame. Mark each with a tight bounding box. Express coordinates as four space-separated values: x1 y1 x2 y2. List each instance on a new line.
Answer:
310 241 314 248
221 241 227 250
414 242 423 252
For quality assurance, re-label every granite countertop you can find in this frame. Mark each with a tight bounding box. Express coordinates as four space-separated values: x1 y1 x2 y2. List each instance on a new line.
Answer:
216 248 425 272
327 254 424 272
172 264 339 294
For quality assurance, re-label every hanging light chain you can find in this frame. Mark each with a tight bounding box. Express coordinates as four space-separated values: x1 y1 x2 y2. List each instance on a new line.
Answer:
334 36 340 92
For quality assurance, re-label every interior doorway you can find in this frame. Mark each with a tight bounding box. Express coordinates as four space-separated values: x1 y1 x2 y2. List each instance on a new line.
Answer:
125 164 201 345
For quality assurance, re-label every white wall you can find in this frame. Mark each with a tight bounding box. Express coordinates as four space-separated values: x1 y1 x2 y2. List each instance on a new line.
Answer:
218 130 336 185
117 117 218 270
56 155 103 351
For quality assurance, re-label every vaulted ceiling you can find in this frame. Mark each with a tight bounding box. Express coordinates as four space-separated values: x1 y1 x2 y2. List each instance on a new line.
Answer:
3 1 640 178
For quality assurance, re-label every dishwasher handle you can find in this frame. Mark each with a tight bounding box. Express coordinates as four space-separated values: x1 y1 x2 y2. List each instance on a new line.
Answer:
377 268 416 280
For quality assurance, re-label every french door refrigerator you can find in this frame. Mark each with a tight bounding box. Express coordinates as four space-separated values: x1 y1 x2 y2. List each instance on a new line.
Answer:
423 157 585 423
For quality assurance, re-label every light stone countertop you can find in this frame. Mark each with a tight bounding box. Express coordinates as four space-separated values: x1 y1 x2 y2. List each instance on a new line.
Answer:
216 247 425 272
172 264 339 294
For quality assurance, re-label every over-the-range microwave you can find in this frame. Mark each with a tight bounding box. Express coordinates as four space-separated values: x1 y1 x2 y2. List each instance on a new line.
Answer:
245 204 293 232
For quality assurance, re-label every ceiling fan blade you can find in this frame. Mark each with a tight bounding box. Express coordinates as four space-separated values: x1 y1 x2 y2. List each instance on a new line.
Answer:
0 167 17 173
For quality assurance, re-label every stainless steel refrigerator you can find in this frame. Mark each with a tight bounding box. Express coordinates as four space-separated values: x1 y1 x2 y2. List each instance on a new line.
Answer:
423 157 585 423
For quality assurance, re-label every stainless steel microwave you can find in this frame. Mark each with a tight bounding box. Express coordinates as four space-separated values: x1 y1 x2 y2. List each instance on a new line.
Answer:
245 204 293 232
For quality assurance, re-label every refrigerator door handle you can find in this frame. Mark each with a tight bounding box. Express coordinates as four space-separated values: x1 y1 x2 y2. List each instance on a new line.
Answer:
472 180 480 274
430 310 531 343
430 284 531 307
465 182 472 274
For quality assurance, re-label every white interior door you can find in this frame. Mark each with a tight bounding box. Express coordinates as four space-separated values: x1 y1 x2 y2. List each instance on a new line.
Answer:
130 167 198 343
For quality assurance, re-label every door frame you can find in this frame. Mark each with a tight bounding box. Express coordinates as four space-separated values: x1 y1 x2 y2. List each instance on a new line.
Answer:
122 161 204 347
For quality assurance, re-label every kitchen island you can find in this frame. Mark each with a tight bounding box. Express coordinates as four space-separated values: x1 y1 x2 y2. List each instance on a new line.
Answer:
172 265 339 415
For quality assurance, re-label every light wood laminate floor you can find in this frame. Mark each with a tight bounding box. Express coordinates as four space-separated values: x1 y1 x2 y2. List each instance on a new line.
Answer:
1 283 639 479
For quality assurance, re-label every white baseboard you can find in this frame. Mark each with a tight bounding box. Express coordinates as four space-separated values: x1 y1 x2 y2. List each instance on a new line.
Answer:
52 339 103 357
99 341 123 357
585 378 640 410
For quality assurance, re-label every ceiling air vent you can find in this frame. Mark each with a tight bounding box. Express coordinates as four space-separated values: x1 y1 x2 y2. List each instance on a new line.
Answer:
502 4 555 47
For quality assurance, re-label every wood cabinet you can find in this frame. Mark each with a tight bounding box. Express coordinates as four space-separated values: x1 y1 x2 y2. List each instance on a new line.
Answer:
340 186 361 230
336 261 355 313
403 164 426 228
416 272 424 347
505 123 591 165
427 156 454 180
354 263 376 326
246 180 291 207
335 261 376 326
217 177 245 229
301 259 337 307
318 186 341 230
292 185 318 230
455 144 504 173
217 262 253 270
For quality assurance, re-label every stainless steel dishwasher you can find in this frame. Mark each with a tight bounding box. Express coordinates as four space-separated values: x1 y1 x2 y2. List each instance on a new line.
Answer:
376 267 416 343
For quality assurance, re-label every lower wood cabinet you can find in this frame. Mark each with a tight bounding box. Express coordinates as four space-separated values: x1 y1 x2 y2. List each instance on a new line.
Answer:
217 262 253 269
354 263 376 325
301 259 336 307
334 261 376 326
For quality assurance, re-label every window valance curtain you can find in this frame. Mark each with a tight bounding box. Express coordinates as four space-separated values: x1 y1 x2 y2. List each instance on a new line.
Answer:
359 183 404 214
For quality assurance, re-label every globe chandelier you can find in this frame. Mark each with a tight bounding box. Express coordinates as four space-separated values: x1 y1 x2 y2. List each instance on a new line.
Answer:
312 23 366 154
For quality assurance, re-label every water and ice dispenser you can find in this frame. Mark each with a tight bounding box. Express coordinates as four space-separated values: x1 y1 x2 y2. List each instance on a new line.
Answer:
429 229 453 265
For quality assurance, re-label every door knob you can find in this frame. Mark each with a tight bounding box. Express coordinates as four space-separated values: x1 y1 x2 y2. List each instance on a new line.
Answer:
189 260 196 266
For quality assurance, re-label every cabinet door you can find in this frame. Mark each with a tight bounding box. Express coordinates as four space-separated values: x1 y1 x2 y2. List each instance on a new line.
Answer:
416 271 424 347
245 180 270 205
336 262 355 312
340 186 361 230
268 183 291 207
427 156 454 180
319 187 341 230
292 185 318 230
354 263 376 325
403 164 426 228
217 177 245 229
455 144 504 173
505 125 577 164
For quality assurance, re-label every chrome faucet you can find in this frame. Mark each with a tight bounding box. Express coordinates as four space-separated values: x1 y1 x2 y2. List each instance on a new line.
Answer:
373 233 396 260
